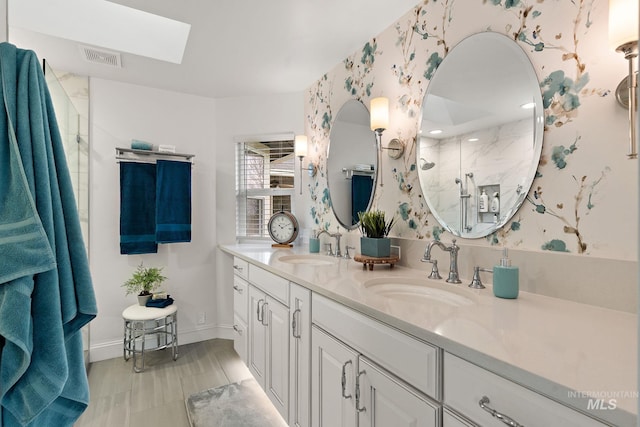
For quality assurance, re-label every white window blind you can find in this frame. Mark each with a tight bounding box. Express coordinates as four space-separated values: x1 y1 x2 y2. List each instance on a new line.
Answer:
236 137 295 239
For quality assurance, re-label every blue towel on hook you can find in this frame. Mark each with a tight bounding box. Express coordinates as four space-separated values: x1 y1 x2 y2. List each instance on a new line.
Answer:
156 160 191 243
119 162 158 254
0 42 97 427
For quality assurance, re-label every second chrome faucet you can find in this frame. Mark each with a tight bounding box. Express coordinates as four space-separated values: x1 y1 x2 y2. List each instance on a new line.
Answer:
420 239 462 284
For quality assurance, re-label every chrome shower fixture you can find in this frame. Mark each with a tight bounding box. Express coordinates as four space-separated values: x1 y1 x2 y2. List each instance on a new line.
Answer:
420 158 435 170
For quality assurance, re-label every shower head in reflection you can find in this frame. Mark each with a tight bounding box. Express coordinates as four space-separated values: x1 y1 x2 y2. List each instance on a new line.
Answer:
420 158 436 170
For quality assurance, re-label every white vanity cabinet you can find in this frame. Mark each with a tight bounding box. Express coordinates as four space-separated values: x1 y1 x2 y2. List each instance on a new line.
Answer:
443 352 608 427
247 264 291 423
311 294 441 427
289 283 311 427
232 257 249 362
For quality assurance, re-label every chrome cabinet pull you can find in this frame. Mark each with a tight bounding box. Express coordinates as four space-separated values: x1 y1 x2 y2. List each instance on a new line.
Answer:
233 265 244 273
256 299 264 322
355 370 366 412
292 309 301 339
261 302 269 326
233 325 243 335
233 284 243 294
479 396 524 427
341 360 352 399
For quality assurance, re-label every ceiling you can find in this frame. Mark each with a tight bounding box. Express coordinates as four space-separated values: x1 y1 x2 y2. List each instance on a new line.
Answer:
8 0 420 99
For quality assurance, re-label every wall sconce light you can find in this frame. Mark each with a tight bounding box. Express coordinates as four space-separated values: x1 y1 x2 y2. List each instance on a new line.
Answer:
609 0 638 159
294 134 308 195
370 97 389 186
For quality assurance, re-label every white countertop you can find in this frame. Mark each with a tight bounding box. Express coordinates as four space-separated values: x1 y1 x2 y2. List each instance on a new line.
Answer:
220 243 637 426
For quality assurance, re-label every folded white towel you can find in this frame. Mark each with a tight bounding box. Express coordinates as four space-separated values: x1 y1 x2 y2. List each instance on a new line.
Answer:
158 144 176 153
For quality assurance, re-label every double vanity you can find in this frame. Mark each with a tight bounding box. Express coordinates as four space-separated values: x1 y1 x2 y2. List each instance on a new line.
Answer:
221 243 636 427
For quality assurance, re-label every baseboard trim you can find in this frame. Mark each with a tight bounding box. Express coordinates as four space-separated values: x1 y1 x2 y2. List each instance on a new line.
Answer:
90 324 236 363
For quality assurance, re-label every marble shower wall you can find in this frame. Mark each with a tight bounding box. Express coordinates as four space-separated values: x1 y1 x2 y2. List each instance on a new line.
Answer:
303 0 637 263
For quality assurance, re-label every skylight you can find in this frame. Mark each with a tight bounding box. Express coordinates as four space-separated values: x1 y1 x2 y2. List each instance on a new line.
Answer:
9 0 191 64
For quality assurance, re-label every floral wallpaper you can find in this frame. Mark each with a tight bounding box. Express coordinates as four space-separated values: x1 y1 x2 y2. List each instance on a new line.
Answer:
302 0 635 261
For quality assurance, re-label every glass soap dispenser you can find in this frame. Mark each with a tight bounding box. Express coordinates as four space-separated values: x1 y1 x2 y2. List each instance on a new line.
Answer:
493 248 519 299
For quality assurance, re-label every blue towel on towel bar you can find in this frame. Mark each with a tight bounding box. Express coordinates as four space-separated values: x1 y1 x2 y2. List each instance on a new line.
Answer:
156 160 192 243
351 174 374 226
0 42 97 427
120 162 158 254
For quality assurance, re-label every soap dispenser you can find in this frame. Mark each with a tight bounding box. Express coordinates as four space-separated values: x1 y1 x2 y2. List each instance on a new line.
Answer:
493 248 519 299
479 189 489 213
490 192 500 213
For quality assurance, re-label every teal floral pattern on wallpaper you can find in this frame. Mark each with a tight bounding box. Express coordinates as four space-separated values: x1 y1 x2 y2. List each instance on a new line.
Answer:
303 0 633 260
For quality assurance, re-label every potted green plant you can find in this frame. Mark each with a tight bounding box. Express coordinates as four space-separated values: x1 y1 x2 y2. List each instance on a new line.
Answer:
358 210 395 257
123 263 167 306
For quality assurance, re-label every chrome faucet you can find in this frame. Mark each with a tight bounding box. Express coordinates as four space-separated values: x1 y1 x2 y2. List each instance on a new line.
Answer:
317 227 343 257
329 227 342 257
421 239 462 284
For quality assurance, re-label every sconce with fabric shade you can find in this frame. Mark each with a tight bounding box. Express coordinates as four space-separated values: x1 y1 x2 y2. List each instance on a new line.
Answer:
609 0 638 159
295 135 310 194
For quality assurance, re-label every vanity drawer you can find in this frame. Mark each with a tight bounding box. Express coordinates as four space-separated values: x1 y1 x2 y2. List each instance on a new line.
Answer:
444 352 607 427
312 293 439 399
233 276 249 322
232 257 248 280
248 264 289 306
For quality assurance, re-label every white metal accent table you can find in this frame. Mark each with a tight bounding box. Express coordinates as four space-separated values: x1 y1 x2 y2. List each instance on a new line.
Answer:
122 304 178 372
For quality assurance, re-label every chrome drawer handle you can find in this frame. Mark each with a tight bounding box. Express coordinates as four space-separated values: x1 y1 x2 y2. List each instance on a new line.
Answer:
233 285 243 294
233 265 244 272
261 302 268 326
292 309 301 339
233 325 243 335
479 396 524 427
341 360 352 399
355 370 366 412
257 299 264 322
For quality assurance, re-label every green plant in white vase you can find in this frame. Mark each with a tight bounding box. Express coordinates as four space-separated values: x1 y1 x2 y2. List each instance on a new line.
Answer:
123 263 167 305
357 210 395 258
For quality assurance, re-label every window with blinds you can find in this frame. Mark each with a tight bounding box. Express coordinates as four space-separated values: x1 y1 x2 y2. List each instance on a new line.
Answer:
236 137 295 239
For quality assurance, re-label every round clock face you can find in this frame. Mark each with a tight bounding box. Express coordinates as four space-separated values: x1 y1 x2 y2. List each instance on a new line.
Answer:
268 211 299 245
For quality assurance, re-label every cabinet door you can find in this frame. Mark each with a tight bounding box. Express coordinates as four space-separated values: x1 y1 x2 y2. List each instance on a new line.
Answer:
311 326 358 427
358 357 440 427
289 283 311 427
233 275 248 323
265 297 290 422
233 314 248 363
248 285 267 387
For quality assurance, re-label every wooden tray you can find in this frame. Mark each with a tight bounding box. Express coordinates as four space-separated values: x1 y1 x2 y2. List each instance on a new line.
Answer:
353 254 400 270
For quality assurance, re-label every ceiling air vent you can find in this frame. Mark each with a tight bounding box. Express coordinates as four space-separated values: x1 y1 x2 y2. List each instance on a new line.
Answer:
79 45 122 68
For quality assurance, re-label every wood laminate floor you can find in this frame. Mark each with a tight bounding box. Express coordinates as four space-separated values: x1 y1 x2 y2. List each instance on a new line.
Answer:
75 339 252 427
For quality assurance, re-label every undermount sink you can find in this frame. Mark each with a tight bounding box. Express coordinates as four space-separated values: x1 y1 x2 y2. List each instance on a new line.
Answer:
363 277 476 307
278 255 338 266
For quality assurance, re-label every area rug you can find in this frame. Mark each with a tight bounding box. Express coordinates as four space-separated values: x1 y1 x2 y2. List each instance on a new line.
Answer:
185 378 288 427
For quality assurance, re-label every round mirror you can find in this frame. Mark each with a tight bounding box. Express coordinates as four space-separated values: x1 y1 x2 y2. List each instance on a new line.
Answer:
327 100 377 229
417 32 544 238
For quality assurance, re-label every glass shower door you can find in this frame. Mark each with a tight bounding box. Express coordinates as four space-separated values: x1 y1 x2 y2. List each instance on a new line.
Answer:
43 60 91 371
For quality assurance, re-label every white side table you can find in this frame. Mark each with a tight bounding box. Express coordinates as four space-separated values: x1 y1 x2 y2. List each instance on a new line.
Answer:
122 303 178 372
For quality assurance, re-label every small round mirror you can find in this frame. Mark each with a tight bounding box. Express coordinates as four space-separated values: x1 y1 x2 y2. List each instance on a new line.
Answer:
327 100 377 229
417 32 544 238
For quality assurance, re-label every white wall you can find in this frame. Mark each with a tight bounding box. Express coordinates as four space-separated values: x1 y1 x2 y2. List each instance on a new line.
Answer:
88 81 303 361
214 92 304 327
89 78 217 361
